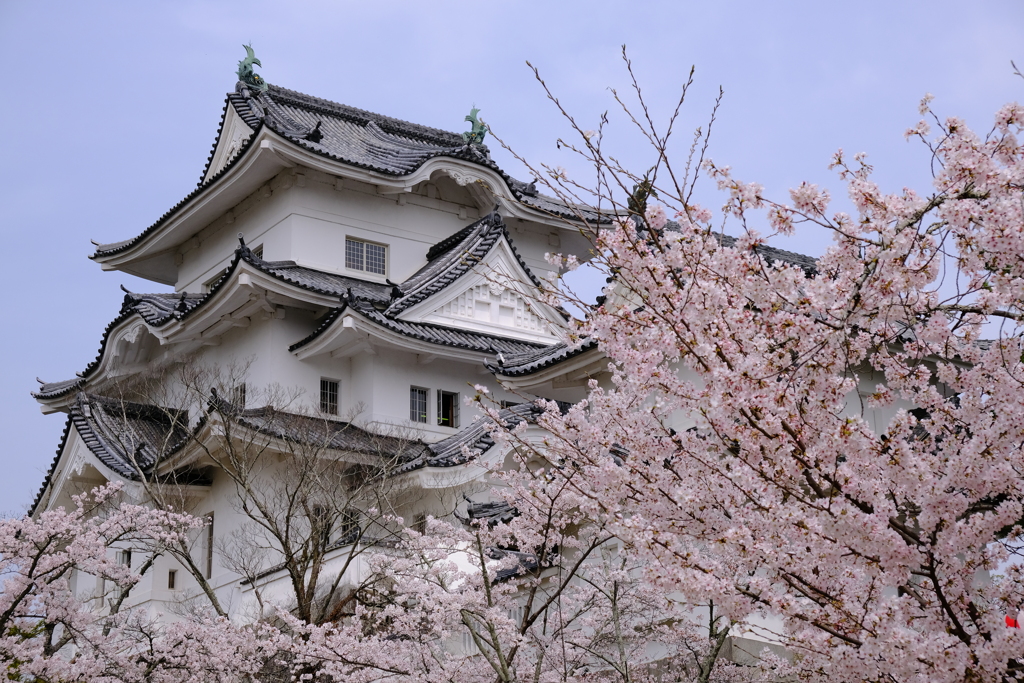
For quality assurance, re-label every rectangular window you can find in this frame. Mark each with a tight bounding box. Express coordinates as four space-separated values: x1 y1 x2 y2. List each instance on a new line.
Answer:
117 549 132 569
167 569 177 590
500 401 520 410
252 244 264 260
204 512 215 579
345 237 387 276
437 390 459 429
320 378 339 415
410 386 428 423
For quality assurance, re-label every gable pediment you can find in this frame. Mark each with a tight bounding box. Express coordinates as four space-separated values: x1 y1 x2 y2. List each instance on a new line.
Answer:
399 238 562 344
202 103 256 184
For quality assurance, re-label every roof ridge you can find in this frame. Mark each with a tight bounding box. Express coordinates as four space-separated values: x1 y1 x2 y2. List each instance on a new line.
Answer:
266 84 464 147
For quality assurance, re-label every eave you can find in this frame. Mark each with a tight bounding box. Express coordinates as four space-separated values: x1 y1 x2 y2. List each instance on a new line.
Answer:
290 303 545 363
92 124 600 284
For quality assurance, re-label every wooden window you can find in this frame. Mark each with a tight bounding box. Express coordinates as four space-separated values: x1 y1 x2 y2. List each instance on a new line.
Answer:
437 390 459 428
410 386 428 423
167 569 177 590
345 237 387 276
204 512 214 579
320 378 339 415
500 400 520 410
251 244 264 259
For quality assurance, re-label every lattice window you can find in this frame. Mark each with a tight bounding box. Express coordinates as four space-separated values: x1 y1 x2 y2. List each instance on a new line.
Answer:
345 238 387 275
320 378 339 415
410 386 428 423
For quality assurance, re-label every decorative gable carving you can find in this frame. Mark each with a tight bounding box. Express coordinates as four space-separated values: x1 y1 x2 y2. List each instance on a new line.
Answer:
435 283 550 335
401 238 562 344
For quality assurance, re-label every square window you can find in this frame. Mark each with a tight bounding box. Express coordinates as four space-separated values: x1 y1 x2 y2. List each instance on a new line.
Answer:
345 238 387 276
320 378 339 415
437 390 459 429
410 386 428 423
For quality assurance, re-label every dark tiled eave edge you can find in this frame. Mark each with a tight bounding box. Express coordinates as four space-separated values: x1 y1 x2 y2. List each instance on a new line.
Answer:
288 300 548 356
92 120 264 259
35 249 388 400
488 338 600 377
396 403 545 474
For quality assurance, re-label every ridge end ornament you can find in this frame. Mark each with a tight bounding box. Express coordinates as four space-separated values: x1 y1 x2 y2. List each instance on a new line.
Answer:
237 44 268 93
462 107 488 146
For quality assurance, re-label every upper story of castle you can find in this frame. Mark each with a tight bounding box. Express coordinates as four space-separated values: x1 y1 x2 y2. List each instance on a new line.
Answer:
89 50 598 295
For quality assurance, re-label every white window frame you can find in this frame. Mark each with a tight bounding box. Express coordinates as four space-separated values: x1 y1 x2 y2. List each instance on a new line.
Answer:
345 237 388 277
410 386 429 423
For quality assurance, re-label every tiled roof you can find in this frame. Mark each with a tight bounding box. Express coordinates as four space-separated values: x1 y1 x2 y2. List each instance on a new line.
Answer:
92 83 606 261
462 498 518 526
36 248 393 400
214 401 431 462
210 397 543 476
393 403 545 474
487 338 600 377
714 231 818 274
69 393 191 481
245 85 606 224
289 299 546 357
33 310 135 400
121 289 205 326
384 211 543 316
92 122 264 258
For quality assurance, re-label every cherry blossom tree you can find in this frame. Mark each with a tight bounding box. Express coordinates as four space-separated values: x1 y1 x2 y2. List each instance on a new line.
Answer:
0 483 277 682
512 53 1024 682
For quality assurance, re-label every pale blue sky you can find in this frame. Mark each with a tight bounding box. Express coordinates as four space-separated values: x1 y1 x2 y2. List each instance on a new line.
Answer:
1 0 1022 512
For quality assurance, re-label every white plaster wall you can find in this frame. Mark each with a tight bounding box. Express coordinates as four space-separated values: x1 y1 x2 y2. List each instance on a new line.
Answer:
175 167 571 296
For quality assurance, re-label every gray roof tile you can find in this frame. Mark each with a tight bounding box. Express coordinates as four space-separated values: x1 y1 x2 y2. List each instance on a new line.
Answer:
69 393 191 481
488 338 600 377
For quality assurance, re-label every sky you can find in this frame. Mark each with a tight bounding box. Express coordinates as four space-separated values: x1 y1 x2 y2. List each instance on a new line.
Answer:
1 0 1022 513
